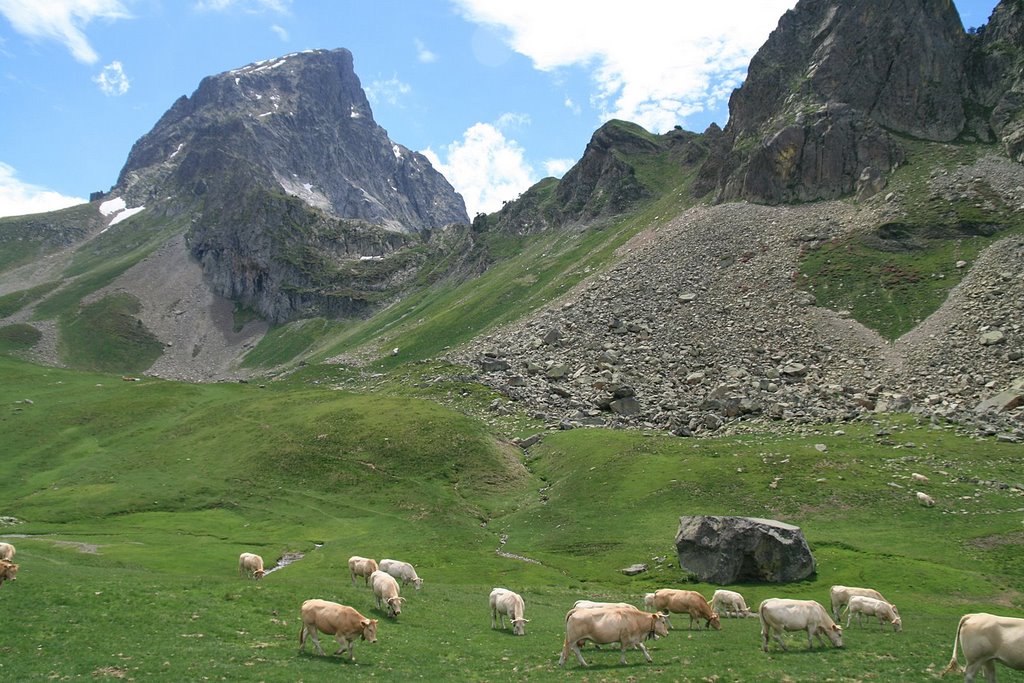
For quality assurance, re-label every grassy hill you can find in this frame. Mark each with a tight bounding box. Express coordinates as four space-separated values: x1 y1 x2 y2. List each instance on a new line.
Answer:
1 355 1020 681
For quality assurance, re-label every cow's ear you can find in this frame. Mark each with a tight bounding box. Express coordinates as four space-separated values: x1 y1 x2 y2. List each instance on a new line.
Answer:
360 619 371 627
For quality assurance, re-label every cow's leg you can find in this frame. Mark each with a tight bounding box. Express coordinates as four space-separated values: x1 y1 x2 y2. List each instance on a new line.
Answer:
571 641 589 667
636 641 653 663
333 635 350 656
761 626 771 652
350 571 356 586
306 627 326 656
490 607 497 629
557 638 569 666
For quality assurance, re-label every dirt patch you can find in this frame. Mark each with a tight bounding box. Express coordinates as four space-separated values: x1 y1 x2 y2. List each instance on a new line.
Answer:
966 530 1024 550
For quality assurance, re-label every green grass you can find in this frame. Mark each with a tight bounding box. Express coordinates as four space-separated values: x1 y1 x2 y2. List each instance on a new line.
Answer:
0 281 61 318
0 355 1020 681
58 292 164 372
0 323 42 353
799 140 1024 339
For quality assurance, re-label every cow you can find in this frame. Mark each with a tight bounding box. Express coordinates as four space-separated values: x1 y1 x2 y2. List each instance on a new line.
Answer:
829 585 890 621
644 589 721 630
379 558 423 590
711 589 751 618
917 491 936 507
0 541 14 561
348 556 378 586
370 569 405 618
912 472 930 483
942 612 1024 682
759 598 843 652
559 605 671 667
573 600 636 611
238 552 265 580
298 599 378 660
0 559 18 587
843 595 902 632
490 587 529 636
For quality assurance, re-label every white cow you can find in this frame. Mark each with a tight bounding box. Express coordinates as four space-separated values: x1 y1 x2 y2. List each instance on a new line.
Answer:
490 587 529 636
759 598 843 652
573 600 636 611
370 569 405 618
711 589 751 618
829 585 890 621
917 491 936 506
942 612 1024 682
379 558 423 590
238 552 265 580
844 595 902 632
0 542 14 561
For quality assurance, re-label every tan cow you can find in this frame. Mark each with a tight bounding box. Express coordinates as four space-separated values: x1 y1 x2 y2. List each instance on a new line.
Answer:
573 599 637 611
759 598 843 651
0 541 14 561
711 589 751 618
942 612 1024 682
370 569 405 618
490 587 529 635
238 552 265 580
0 559 18 587
380 558 423 589
559 605 670 667
644 589 721 630
829 585 890 621
844 595 902 632
299 599 378 660
348 556 378 586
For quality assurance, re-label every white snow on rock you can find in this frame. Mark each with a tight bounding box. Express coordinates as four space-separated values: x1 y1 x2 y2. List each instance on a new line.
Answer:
99 197 126 216
109 206 145 226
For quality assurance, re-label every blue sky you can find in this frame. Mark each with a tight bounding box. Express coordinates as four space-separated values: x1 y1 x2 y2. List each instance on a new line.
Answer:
0 0 1002 218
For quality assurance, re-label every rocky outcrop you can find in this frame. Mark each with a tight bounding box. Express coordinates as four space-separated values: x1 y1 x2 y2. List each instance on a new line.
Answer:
700 0 976 204
675 516 816 584
967 0 1024 161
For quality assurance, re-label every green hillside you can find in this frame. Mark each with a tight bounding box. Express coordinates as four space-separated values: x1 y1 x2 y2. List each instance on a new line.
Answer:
1 355 1020 681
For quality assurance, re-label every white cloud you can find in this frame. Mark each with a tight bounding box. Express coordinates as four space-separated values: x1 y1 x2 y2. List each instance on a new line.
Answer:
0 162 86 218
193 0 291 12
0 0 130 64
423 122 536 216
452 0 797 131
365 76 411 107
543 158 574 178
414 38 437 64
271 24 288 41
93 60 128 95
495 112 530 130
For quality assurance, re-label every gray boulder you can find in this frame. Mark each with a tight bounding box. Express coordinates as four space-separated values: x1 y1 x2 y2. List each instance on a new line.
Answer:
675 515 816 584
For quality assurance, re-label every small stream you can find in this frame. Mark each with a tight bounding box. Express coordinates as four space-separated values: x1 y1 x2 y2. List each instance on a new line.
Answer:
263 543 322 576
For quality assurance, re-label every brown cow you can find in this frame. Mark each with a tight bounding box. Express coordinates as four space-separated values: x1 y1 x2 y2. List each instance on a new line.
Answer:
299 599 378 660
0 559 18 587
348 556 378 586
644 589 722 630
558 606 670 667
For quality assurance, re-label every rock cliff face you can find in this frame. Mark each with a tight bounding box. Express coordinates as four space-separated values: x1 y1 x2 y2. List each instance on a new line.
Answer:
699 0 1023 204
114 48 468 322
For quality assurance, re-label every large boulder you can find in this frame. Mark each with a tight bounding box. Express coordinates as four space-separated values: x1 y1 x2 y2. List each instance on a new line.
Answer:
675 515 816 584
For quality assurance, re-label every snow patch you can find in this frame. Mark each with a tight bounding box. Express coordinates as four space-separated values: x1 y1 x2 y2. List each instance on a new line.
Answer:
99 197 126 216
392 144 403 160
109 206 145 226
258 112 273 118
169 143 185 159
350 105 361 119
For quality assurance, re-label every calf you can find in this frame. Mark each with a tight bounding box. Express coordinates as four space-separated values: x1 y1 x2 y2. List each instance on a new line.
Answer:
559 606 670 667
844 595 902 632
490 587 529 635
644 589 721 630
759 598 843 651
829 585 889 621
348 556 378 586
711 589 751 618
238 552 265 580
942 612 1024 682
299 599 378 660
370 569 405 618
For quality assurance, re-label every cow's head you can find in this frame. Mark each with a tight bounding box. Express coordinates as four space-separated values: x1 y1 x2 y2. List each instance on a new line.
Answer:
826 623 843 648
360 618 379 643
253 569 266 580
652 613 671 639
412 577 423 590
891 615 903 633
387 596 405 617
0 561 17 583
512 617 529 636
708 612 722 630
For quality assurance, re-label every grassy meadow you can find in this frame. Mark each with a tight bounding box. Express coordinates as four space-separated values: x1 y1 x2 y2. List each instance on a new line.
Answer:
1 355 1022 681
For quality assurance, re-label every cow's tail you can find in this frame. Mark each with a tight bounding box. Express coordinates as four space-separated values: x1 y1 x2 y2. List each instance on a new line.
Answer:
299 623 307 648
940 614 969 676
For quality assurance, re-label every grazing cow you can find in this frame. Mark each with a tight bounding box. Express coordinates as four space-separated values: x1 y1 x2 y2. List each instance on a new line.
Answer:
843 595 902 632
917 491 936 507
238 552 265 580
370 569 405 618
942 613 1024 682
559 605 670 667
644 589 721 630
348 556 378 586
379 558 423 590
299 599 378 660
0 559 18 587
711 589 751 618
911 472 929 483
0 542 14 561
759 598 843 652
829 585 890 621
573 600 636 611
490 587 529 636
